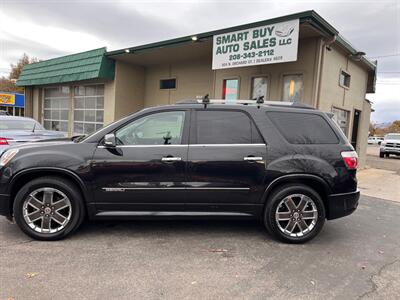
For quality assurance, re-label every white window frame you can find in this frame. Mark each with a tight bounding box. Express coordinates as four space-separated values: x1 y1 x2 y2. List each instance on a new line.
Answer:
339 69 351 89
72 84 104 135
331 106 350 137
250 75 270 100
41 83 105 136
42 86 71 134
281 73 304 102
222 77 240 100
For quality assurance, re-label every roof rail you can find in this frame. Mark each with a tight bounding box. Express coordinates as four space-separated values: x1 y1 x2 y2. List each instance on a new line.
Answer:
176 98 315 109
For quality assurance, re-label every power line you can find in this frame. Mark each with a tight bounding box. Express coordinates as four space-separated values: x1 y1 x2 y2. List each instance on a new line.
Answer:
367 53 400 59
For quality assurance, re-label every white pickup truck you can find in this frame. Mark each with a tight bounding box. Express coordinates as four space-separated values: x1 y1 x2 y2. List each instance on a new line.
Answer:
368 136 384 145
380 133 400 158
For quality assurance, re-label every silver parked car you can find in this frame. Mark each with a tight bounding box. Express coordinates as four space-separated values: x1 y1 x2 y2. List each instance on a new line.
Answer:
0 116 65 154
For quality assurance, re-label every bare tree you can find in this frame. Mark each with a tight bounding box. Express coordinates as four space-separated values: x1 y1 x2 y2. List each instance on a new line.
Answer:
0 53 39 93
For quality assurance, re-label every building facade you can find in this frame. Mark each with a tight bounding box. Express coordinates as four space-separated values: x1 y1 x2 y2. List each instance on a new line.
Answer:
17 11 376 167
0 91 25 116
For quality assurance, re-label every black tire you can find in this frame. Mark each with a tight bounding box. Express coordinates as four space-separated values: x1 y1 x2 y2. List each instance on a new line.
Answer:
379 152 384 158
385 153 390 158
263 184 325 244
13 177 85 241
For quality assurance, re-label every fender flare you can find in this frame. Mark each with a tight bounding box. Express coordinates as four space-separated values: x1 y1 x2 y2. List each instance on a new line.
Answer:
262 173 332 203
8 167 89 198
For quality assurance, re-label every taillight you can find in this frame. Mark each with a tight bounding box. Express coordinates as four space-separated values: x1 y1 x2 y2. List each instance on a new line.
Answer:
0 137 11 145
341 151 358 169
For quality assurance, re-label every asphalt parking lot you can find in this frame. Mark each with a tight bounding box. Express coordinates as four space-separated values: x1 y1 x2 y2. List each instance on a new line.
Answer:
0 194 399 300
366 145 400 174
0 145 399 300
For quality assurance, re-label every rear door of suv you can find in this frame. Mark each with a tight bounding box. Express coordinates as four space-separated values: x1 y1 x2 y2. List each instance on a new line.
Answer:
186 108 267 214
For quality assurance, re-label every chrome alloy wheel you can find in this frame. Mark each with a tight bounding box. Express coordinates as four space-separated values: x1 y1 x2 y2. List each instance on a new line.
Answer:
22 188 72 234
275 194 318 238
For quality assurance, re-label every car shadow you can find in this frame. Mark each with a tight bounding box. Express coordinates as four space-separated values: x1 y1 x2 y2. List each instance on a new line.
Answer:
69 218 343 246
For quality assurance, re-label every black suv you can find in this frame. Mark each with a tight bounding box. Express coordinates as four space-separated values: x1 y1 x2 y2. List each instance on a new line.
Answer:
0 100 359 243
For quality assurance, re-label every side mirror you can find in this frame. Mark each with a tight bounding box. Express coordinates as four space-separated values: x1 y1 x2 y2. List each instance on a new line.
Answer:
104 133 116 147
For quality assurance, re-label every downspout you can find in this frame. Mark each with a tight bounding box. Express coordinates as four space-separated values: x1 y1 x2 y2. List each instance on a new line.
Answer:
315 35 337 109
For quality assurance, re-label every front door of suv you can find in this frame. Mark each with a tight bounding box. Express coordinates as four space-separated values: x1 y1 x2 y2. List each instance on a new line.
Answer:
91 110 189 213
186 109 267 214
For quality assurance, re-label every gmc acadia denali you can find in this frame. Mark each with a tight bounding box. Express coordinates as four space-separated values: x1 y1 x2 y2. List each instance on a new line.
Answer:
0 99 360 243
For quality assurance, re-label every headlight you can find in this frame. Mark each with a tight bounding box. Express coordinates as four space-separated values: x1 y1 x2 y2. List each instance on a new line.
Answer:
381 141 386 146
0 149 19 167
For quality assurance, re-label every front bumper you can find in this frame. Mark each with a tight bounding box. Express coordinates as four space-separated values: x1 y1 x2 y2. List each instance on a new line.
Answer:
326 190 360 220
0 193 11 217
380 147 400 154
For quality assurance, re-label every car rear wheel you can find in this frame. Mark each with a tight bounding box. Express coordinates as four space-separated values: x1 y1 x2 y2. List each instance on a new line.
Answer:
264 184 325 243
13 177 85 241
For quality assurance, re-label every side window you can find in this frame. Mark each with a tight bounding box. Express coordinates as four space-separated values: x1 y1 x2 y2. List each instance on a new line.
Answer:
115 111 185 145
195 110 263 144
267 112 339 144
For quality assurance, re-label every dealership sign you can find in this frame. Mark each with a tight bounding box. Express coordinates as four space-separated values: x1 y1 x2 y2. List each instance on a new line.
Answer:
212 19 299 70
0 93 15 105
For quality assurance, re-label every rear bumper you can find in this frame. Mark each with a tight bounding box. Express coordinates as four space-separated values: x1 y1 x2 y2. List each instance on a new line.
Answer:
0 193 11 217
326 190 360 220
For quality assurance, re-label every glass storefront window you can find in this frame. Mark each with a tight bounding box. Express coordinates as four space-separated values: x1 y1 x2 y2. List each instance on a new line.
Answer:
43 86 70 132
0 106 24 116
332 107 350 137
14 107 25 116
222 79 239 101
251 76 268 100
73 85 104 135
283 74 303 102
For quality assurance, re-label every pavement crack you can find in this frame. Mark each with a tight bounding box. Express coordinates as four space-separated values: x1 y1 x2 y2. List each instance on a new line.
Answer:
357 259 400 299
0 239 34 249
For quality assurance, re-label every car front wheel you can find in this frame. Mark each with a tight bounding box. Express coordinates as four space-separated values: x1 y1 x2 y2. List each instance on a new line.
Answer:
13 177 85 241
264 184 325 243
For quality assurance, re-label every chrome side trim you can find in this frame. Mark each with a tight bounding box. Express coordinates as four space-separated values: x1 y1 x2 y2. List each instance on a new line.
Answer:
161 157 182 162
97 145 188 149
243 156 263 161
186 187 250 190
102 187 250 192
96 211 253 217
97 144 266 148
189 144 266 147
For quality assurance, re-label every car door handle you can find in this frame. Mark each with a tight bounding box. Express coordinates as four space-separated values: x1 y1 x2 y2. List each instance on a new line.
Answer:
244 156 263 161
161 157 182 162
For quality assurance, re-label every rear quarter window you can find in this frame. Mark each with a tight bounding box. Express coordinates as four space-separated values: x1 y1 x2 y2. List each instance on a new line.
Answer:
267 111 339 144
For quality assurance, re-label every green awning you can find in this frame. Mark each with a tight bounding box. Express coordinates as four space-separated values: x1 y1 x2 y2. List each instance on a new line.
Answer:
16 48 114 86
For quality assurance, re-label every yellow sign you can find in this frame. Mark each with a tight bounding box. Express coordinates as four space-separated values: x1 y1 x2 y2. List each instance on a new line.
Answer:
0 93 15 105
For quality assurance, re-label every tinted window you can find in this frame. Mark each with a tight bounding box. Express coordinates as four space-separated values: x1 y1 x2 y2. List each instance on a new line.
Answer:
160 79 176 89
267 112 339 144
116 111 185 145
196 110 263 144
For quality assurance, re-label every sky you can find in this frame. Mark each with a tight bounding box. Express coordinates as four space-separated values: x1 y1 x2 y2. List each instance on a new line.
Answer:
0 0 399 123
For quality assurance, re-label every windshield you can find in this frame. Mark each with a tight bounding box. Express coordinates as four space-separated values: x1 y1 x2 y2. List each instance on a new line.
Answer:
0 119 44 131
385 134 400 140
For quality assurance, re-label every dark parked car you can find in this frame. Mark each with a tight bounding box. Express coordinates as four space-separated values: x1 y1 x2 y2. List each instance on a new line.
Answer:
0 99 359 243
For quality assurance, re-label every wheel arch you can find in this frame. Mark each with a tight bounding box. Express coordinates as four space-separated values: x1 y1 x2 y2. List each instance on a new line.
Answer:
262 174 332 214
8 167 90 216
